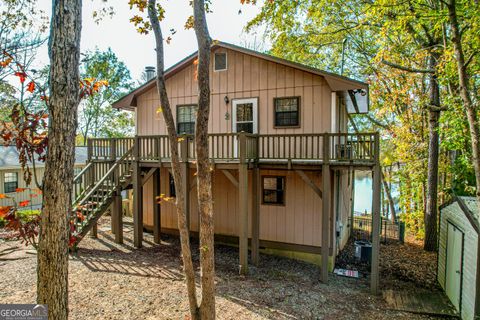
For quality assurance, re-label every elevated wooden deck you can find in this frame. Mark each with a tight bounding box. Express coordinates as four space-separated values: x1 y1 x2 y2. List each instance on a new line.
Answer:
87 132 379 168
82 131 382 295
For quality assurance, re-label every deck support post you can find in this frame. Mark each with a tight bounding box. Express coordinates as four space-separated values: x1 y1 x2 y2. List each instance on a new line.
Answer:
371 132 381 294
90 224 97 238
251 166 260 266
153 168 161 244
321 133 331 283
133 136 143 248
110 138 117 234
112 193 123 244
238 133 249 274
180 136 190 233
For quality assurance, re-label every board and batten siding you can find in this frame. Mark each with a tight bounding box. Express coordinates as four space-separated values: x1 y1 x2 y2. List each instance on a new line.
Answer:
142 168 333 248
135 47 333 136
438 200 478 320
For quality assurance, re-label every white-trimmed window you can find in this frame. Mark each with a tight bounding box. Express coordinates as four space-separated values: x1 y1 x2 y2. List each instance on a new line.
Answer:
4 172 18 193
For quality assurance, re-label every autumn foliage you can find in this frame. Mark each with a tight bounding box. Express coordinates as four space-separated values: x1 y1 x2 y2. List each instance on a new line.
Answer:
0 50 108 248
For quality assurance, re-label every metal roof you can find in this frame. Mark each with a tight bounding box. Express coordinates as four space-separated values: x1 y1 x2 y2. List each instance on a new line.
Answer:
0 146 88 170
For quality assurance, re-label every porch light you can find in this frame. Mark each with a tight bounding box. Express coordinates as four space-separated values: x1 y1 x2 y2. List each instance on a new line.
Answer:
224 95 229 104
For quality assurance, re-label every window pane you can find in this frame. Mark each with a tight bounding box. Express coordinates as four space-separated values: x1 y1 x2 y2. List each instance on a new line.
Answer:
236 103 253 122
236 122 253 133
263 177 277 190
275 97 299 127
263 190 278 203
214 52 227 70
177 105 197 134
262 176 285 205
4 172 18 193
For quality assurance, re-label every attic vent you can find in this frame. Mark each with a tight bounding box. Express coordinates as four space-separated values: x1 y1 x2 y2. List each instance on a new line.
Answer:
214 52 227 71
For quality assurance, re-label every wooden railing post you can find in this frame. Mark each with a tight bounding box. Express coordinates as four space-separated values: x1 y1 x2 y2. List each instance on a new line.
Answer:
321 132 330 283
87 139 92 161
180 135 190 232
238 132 249 274
133 135 143 248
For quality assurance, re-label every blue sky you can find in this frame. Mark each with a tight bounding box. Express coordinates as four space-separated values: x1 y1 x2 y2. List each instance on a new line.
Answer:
35 0 266 81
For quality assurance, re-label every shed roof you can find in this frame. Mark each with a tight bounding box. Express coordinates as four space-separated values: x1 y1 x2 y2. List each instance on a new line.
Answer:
441 196 479 233
113 41 369 113
0 146 88 170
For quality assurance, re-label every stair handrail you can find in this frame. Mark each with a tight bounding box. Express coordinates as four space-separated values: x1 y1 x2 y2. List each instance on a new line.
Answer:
74 147 134 208
73 161 93 184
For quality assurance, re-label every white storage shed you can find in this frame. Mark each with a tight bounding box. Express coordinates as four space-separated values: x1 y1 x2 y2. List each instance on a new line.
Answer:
438 197 479 320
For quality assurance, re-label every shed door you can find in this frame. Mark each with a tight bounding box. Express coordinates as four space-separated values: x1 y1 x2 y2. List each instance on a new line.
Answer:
446 222 463 311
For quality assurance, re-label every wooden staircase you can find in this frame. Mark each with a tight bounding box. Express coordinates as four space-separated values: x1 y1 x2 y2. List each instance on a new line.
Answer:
70 147 134 247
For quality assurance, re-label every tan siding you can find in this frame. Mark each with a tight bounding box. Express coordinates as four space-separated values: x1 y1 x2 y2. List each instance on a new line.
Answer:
136 47 333 137
141 168 336 248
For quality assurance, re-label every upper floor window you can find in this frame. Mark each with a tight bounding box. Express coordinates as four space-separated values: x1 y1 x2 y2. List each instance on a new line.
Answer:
262 176 285 205
177 104 197 135
274 97 300 127
4 172 18 193
214 52 227 71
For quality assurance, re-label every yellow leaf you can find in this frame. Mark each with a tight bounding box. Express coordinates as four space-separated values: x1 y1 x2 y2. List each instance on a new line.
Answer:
177 137 185 142
156 107 163 114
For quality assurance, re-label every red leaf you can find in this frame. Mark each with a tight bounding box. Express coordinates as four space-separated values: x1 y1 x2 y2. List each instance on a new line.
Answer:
15 188 26 193
0 206 12 218
14 71 27 83
19 200 30 207
26 81 35 93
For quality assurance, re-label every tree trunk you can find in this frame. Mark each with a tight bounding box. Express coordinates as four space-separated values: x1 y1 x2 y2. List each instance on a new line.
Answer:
193 1 216 318
147 1 199 318
382 170 396 223
37 1 82 319
447 0 480 206
424 53 441 252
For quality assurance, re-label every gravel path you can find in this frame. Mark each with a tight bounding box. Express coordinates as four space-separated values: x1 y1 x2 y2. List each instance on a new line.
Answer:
0 217 436 319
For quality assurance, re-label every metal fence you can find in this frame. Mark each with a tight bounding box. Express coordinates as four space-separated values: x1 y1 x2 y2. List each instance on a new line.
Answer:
349 216 404 243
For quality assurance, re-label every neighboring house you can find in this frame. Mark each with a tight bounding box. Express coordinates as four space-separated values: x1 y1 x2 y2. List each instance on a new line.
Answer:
72 42 382 293
438 197 479 320
0 146 88 209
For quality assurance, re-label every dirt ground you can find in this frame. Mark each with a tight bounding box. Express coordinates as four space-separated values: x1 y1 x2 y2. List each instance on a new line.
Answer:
0 217 439 319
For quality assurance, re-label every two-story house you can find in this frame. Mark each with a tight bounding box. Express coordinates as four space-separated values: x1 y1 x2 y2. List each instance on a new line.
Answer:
72 42 381 293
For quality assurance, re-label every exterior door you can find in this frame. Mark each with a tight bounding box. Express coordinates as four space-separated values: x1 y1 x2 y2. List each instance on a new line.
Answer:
446 222 463 311
232 98 258 157
232 98 258 134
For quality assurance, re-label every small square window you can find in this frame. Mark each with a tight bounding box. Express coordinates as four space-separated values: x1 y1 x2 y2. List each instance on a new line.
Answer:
262 176 285 205
177 105 197 135
274 97 300 127
214 52 227 71
4 172 18 193
169 173 176 198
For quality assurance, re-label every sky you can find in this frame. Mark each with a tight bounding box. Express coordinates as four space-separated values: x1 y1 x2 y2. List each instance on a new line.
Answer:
35 0 267 81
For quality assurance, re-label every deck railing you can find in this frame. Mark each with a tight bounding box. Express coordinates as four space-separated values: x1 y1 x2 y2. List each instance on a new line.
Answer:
87 132 379 164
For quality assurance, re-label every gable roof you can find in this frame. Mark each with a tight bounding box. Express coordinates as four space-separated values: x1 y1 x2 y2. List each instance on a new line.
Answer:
113 41 369 112
441 196 479 234
0 146 88 170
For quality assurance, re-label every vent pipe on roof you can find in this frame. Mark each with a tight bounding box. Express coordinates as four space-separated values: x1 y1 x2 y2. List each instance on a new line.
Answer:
145 66 156 81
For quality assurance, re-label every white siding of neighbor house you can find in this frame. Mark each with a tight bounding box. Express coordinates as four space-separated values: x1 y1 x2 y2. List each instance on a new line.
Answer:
0 165 84 209
438 200 478 320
